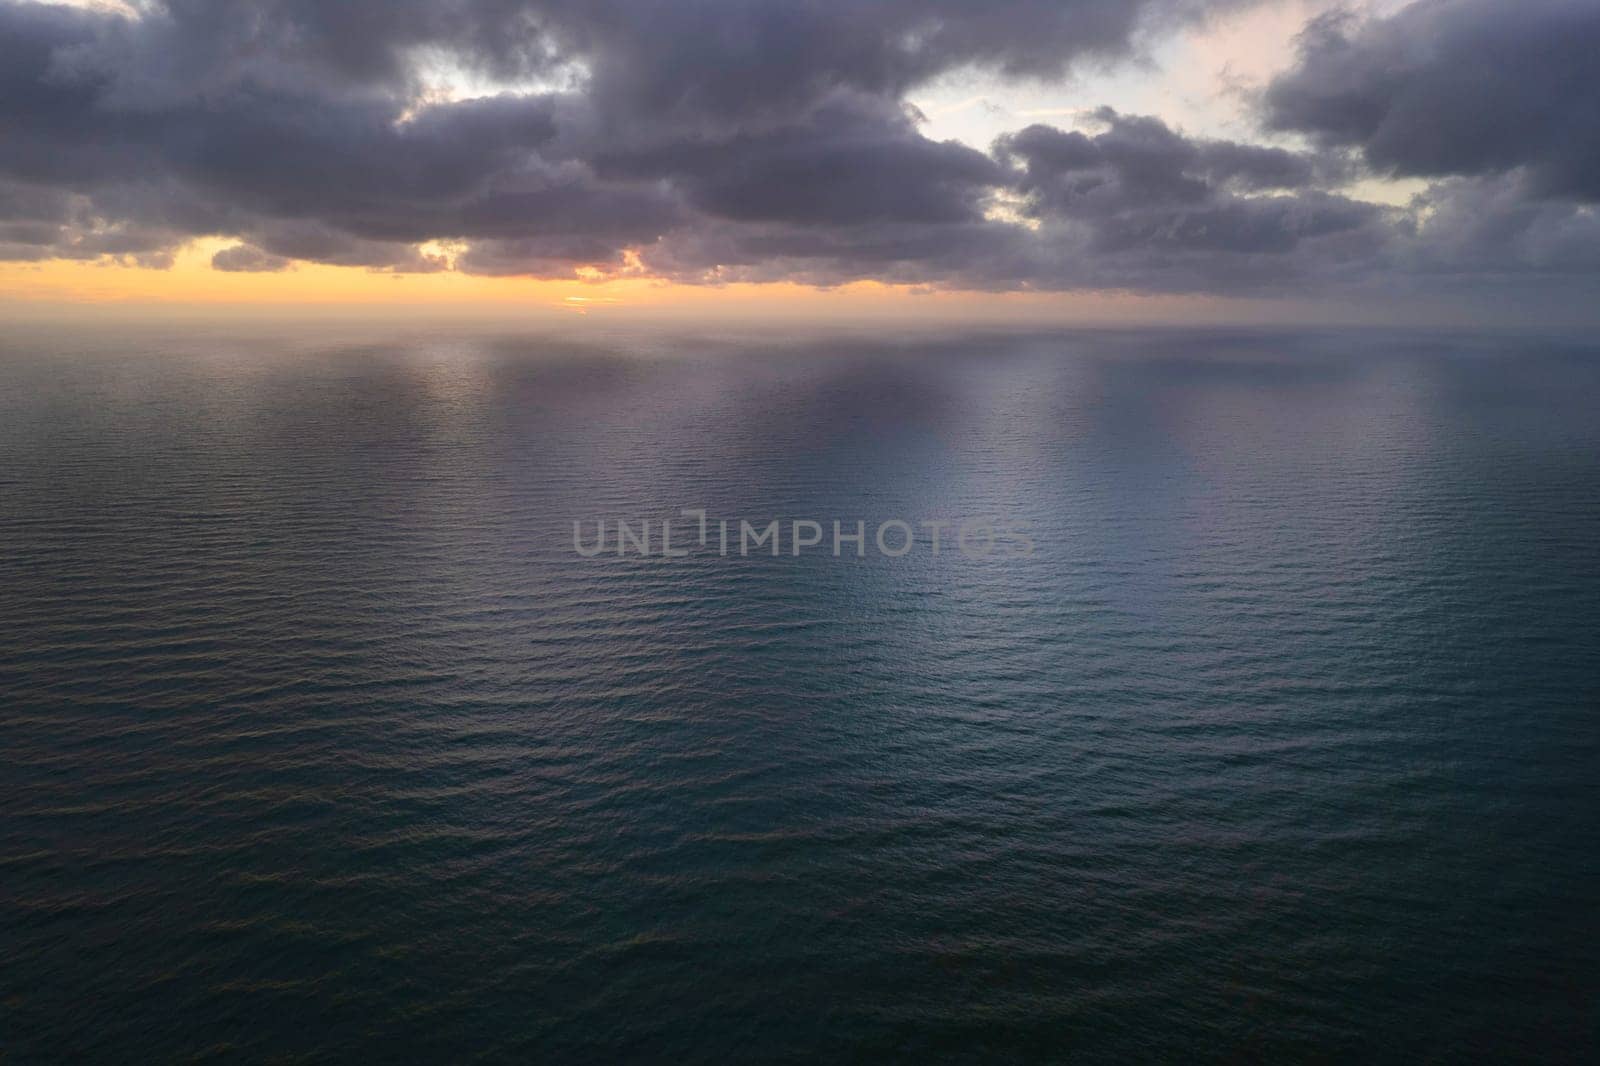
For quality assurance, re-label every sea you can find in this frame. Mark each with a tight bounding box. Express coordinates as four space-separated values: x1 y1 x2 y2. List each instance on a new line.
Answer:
2 323 1596 1061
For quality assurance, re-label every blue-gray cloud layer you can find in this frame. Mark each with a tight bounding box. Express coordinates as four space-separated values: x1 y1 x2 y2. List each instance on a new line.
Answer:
1 0 1597 303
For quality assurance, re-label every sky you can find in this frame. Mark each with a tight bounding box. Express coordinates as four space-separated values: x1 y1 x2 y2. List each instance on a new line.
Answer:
2 0 1597 324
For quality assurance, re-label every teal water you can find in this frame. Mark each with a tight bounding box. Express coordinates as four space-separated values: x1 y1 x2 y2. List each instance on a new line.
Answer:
2 327 1597 1061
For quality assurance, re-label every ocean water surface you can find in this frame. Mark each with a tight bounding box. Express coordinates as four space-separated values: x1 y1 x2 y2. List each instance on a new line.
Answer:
2 325 1597 1061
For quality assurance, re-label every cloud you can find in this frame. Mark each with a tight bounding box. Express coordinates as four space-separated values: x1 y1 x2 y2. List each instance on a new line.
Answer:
1398 174 1600 277
978 109 1383 291
0 0 1597 307
595 96 1002 226
998 108 1330 216
1265 0 1600 200
210 243 291 272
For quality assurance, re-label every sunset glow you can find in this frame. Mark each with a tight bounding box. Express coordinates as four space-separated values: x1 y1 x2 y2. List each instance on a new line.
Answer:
5 0 1594 324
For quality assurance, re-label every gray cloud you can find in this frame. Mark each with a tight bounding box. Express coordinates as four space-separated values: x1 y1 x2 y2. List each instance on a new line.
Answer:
982 109 1382 291
1265 0 1600 200
0 0 1597 306
595 96 1002 226
210 243 291 272
999 108 1332 217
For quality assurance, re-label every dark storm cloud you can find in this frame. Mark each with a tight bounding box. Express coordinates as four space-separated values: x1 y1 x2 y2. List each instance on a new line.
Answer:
142 0 558 88
1265 0 1600 200
1088 194 1378 255
147 1 1217 120
0 0 1597 302
1395 174 1600 276
986 109 1379 289
546 0 1184 128
594 96 1002 226
999 108 1328 218
231 221 449 272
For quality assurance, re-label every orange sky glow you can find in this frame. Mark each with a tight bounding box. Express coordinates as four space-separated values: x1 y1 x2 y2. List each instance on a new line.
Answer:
0 236 1309 326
